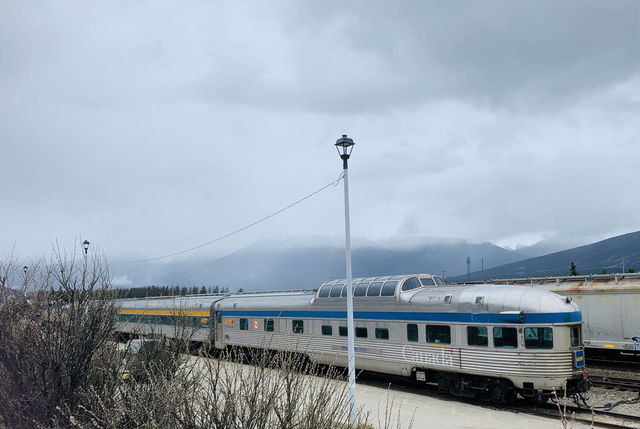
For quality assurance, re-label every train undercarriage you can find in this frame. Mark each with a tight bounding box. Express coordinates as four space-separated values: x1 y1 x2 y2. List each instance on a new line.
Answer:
413 368 587 404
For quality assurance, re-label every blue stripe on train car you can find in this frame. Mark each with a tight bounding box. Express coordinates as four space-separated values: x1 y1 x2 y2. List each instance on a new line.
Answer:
218 310 582 324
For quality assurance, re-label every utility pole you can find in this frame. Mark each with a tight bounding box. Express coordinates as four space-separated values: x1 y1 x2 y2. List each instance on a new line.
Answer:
466 256 471 282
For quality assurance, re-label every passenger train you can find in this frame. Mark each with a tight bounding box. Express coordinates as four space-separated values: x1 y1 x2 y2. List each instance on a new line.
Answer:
116 274 588 403
459 273 640 360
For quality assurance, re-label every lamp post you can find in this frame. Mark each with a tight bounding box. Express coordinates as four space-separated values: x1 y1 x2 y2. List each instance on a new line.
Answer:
335 134 356 424
82 240 90 262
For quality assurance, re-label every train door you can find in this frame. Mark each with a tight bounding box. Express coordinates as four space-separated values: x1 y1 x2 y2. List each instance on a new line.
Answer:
208 300 225 349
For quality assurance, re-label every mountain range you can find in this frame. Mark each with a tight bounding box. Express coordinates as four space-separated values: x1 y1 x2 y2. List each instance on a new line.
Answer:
113 231 640 291
449 231 640 282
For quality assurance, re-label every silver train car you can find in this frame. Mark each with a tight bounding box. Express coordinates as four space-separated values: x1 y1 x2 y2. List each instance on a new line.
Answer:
463 274 640 358
116 273 587 402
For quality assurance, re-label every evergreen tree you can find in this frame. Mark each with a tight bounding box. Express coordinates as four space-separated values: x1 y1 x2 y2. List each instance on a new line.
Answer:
570 262 578 276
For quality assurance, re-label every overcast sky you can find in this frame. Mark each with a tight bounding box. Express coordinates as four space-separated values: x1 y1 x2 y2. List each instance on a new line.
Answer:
2 1 639 264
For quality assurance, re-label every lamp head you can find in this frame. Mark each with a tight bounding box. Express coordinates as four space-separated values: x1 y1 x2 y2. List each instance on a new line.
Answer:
82 240 90 254
335 134 355 157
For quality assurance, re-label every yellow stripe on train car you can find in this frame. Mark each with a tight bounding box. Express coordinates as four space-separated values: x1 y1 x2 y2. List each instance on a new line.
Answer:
604 344 616 348
118 309 209 317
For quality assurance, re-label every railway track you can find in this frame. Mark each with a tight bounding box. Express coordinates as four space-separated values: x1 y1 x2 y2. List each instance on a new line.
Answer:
523 403 640 429
589 375 640 391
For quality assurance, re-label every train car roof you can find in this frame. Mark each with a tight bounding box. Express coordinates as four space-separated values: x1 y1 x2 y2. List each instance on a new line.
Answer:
457 273 640 294
408 284 579 315
215 291 316 310
117 295 225 310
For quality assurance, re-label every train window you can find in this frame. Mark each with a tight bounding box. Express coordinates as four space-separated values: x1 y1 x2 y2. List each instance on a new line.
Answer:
375 328 389 340
467 326 488 346
339 326 348 336
264 319 274 332
318 285 331 297
292 320 304 334
407 324 418 342
321 325 333 336
367 282 383 296
434 277 445 286
493 327 518 348
239 318 248 331
330 284 343 298
381 281 397 296
420 278 436 286
341 285 348 297
570 325 581 347
355 327 368 338
525 327 553 349
426 325 451 344
401 277 421 292
354 284 368 296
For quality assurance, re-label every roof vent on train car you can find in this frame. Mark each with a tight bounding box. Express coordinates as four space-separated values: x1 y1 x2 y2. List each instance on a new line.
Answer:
565 296 572 303
475 296 485 304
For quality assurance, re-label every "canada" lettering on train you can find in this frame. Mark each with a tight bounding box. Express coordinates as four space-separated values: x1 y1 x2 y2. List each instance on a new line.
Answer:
401 345 455 367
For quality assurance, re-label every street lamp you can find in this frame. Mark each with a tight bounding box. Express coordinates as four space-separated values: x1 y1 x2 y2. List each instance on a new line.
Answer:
335 134 356 425
82 240 90 256
23 266 28 275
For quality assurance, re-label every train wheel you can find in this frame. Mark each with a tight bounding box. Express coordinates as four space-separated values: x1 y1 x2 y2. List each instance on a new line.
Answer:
479 383 494 402
448 378 459 396
503 388 516 403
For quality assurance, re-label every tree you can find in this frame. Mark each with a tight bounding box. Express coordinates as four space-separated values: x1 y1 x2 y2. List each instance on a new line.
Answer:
628 268 636 273
570 262 578 276
200 286 207 294
600 269 607 274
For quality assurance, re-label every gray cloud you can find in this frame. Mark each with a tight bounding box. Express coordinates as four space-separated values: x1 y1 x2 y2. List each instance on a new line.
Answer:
1 1 639 264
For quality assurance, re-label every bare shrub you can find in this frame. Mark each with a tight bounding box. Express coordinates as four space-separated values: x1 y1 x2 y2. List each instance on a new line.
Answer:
0 245 116 428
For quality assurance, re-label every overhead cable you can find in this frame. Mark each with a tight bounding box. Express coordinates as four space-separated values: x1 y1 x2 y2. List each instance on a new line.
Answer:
111 173 344 264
